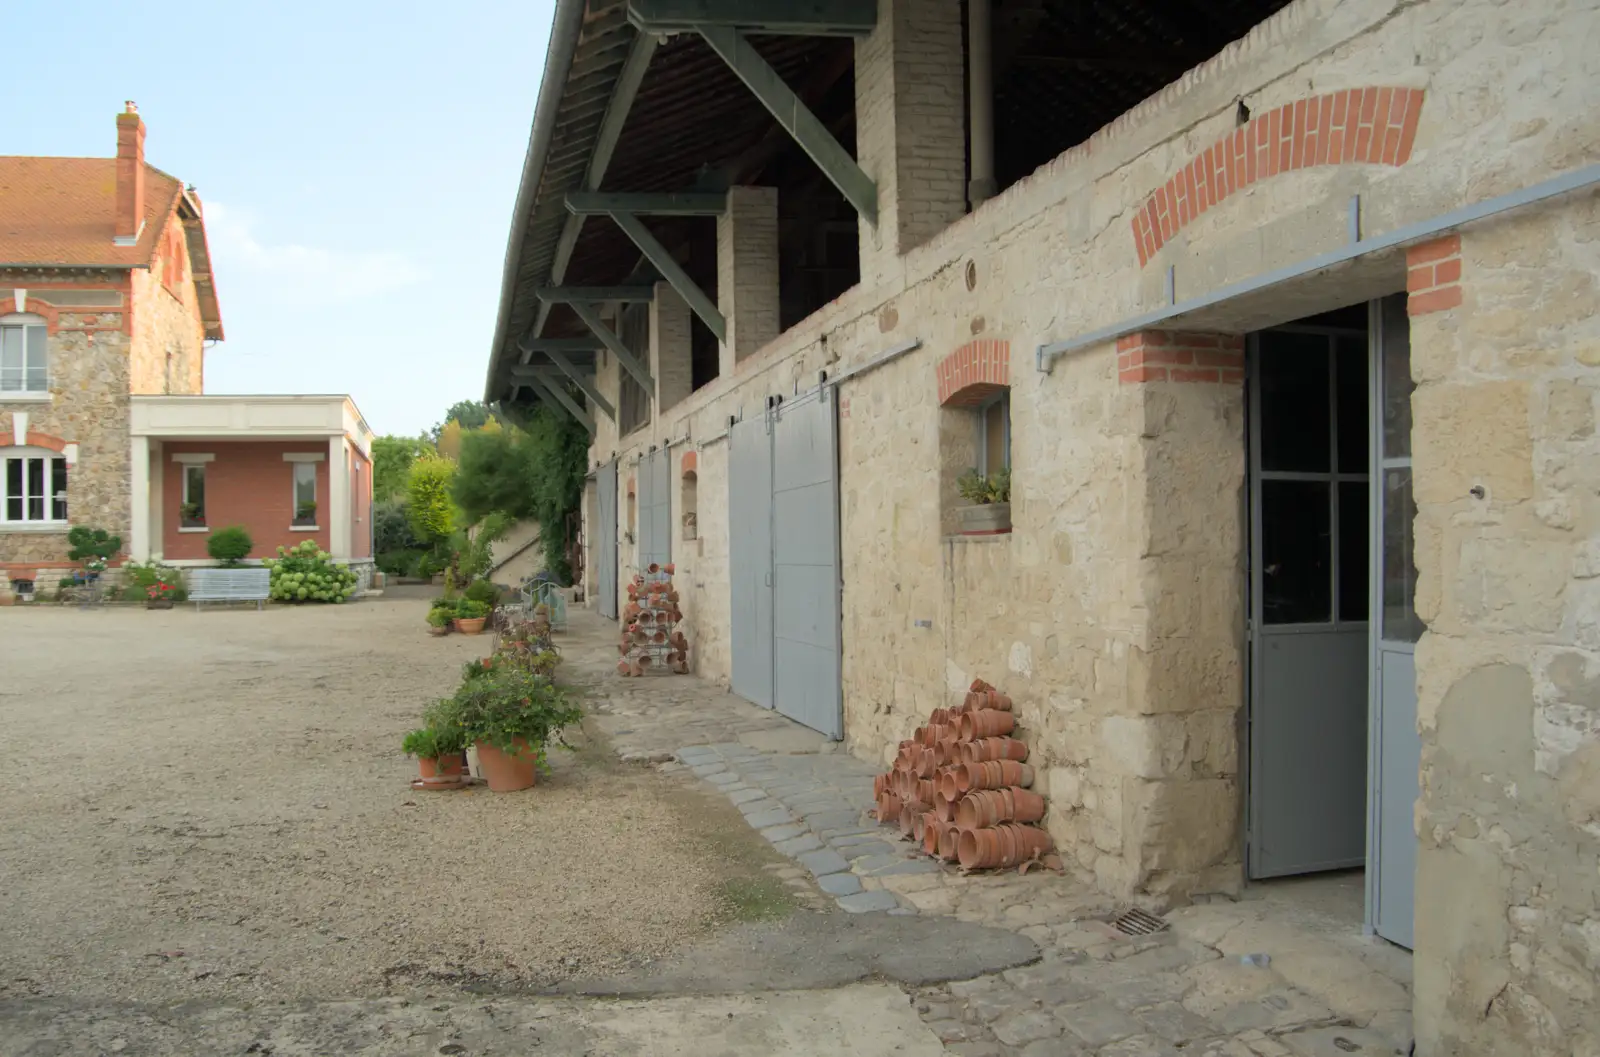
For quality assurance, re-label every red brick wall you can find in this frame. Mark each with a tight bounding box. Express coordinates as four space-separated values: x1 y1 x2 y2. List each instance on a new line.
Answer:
163 441 330 560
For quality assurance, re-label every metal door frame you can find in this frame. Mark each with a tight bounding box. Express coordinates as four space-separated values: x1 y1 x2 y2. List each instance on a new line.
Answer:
1245 320 1371 879
729 409 775 709
1364 293 1419 948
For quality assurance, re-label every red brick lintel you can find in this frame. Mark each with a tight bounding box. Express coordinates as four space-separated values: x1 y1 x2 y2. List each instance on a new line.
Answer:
1116 331 1244 385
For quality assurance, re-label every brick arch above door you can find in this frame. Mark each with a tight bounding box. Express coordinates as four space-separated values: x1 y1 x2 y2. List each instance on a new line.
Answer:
1132 87 1426 266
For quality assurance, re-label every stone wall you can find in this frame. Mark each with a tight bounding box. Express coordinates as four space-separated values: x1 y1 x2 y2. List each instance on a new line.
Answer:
574 7 1600 1049
130 213 206 396
1409 206 1600 1057
1 283 134 570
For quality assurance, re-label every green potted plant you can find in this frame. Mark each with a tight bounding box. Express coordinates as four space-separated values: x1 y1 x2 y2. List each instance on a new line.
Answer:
427 605 453 636
955 466 1012 535
401 709 468 785
294 500 318 527
454 597 491 635
444 667 581 792
179 501 205 528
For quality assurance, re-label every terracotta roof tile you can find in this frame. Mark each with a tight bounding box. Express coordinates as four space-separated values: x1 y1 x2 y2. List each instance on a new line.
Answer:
0 157 182 268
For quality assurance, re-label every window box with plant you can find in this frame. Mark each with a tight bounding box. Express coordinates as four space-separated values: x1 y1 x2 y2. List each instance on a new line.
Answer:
291 461 319 529
956 465 1011 535
434 665 582 792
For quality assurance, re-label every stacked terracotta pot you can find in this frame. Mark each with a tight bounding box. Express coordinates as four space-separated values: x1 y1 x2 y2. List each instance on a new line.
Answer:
616 564 690 676
872 679 1054 871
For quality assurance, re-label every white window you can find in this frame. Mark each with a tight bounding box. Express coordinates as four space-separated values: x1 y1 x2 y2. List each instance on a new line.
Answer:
0 315 49 395
292 462 318 527
2 448 67 525
978 393 1010 477
181 464 207 528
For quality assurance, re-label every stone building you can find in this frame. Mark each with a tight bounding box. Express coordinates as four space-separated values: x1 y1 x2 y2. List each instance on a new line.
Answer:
481 3 1600 1054
2 105 375 593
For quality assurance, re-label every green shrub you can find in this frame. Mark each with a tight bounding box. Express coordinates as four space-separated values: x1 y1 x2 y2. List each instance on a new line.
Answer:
463 578 499 607
207 526 254 566
455 598 490 620
67 526 122 573
263 539 358 604
426 607 453 629
377 548 425 577
406 456 457 544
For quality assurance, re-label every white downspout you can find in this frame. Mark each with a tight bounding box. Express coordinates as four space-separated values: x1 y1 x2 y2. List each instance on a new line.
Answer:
967 0 997 208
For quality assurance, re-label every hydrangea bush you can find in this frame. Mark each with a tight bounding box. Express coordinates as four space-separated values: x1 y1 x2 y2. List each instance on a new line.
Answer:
263 540 359 604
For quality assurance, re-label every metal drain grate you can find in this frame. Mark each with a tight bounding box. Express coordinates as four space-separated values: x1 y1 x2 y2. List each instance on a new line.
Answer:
1112 908 1170 936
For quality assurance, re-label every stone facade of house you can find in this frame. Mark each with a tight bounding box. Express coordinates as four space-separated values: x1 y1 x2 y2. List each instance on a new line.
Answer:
546 0 1597 1051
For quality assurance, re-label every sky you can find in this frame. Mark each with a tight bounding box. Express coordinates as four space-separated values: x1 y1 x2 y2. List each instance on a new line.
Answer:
8 1 556 437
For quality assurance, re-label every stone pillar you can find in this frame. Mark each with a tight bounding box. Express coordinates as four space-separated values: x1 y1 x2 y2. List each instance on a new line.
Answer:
716 185 780 375
1104 337 1248 899
130 434 151 561
854 0 967 281
328 434 351 559
650 281 694 413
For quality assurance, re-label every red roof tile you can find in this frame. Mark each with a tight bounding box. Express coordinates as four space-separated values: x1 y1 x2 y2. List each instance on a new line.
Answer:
0 156 182 268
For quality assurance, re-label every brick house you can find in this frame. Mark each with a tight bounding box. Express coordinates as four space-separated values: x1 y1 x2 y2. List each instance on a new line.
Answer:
2 104 374 594
482 3 1600 1054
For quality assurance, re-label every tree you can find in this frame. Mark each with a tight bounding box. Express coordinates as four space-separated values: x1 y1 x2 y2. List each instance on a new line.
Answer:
430 400 491 441
452 407 588 583
373 434 433 502
406 455 457 545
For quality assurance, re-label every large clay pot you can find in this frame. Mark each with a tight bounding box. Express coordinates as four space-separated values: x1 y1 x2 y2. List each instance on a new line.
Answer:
476 738 539 792
455 617 487 636
417 755 465 781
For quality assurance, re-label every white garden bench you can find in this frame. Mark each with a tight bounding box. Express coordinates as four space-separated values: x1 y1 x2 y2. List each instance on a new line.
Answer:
188 567 271 611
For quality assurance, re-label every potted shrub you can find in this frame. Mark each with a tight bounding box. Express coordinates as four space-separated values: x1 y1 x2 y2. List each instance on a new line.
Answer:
427 606 452 636
443 666 581 792
180 501 205 528
454 598 490 635
955 466 1012 535
401 712 468 784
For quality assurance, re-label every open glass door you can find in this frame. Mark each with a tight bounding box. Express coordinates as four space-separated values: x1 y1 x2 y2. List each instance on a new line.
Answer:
1366 294 1421 949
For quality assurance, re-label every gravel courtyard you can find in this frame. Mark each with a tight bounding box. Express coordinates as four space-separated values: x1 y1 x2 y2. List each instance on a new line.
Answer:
0 597 776 1007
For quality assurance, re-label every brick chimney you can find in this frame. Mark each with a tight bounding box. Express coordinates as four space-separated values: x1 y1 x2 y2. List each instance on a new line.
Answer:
114 101 146 246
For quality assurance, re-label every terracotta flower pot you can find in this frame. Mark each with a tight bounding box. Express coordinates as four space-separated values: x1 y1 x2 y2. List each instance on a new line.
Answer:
899 800 929 837
648 563 660 574
934 794 959 823
937 825 961 862
960 709 1016 740
961 737 1030 764
616 660 631 675
873 774 889 798
912 810 929 843
475 738 539 792
456 617 487 636
938 768 962 801
876 792 903 823
955 759 1034 793
664 563 675 574
429 625 449 637
417 755 465 781
957 788 1044 829
982 691 1014 711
